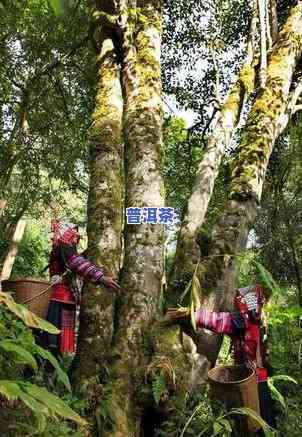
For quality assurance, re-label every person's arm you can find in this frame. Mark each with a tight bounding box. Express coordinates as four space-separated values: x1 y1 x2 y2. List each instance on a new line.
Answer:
60 244 120 291
163 307 245 336
196 309 245 335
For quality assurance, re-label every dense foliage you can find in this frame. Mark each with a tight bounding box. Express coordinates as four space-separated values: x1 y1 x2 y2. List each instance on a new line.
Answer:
0 292 86 436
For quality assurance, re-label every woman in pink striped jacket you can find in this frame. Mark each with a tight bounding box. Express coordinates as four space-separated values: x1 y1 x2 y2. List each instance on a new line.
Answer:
43 220 120 356
165 284 275 431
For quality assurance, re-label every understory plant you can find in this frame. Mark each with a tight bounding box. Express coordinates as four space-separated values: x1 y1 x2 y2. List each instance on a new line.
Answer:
0 291 87 436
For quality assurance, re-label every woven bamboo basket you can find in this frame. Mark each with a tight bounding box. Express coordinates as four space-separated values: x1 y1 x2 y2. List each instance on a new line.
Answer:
208 365 260 435
1 278 52 319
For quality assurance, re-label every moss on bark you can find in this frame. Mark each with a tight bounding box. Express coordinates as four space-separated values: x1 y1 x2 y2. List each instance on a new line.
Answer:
192 2 302 371
100 2 165 436
72 31 123 384
73 2 165 436
231 1 302 201
167 65 248 306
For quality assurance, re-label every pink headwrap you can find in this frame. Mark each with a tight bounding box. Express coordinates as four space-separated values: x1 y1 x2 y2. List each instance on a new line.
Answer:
51 219 80 246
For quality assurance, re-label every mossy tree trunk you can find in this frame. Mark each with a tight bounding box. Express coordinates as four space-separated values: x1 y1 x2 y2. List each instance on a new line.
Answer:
72 30 124 381
72 2 164 436
74 1 302 434
168 11 257 305
104 2 164 435
190 0 302 372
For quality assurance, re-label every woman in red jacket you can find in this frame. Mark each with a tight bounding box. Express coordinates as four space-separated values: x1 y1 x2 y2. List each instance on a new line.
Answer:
43 219 120 356
165 284 275 431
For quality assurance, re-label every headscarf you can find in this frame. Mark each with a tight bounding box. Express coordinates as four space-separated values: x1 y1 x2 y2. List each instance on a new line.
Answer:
235 284 265 315
51 219 80 246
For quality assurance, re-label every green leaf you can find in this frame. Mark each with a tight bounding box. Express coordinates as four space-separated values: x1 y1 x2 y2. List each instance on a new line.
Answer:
34 344 71 391
252 261 280 296
269 375 297 384
21 382 86 426
196 425 212 437
0 381 48 433
35 411 48 434
19 390 50 416
267 381 286 409
218 417 232 433
192 274 201 309
0 380 21 401
212 421 223 436
0 340 37 370
228 407 273 434
179 279 192 303
152 374 166 406
49 0 63 15
180 403 205 437
190 300 196 331
0 292 59 334
0 380 84 431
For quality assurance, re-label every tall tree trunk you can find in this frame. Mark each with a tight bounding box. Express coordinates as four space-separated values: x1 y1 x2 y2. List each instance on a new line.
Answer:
269 0 278 42
0 218 26 280
72 30 124 383
72 2 164 436
104 2 165 435
193 0 302 370
258 0 268 87
168 11 257 304
0 200 6 217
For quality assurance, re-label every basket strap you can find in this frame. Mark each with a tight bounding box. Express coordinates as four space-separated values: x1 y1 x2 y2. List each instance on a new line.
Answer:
21 271 69 305
21 283 53 304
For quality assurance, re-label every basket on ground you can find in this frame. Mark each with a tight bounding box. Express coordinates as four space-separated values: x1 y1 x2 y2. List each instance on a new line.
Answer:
208 364 261 435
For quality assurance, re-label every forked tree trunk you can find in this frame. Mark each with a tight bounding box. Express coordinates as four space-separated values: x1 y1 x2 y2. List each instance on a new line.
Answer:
73 2 164 436
104 2 164 435
168 10 257 304
193 0 302 369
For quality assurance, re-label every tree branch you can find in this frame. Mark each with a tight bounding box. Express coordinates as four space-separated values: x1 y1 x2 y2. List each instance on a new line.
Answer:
258 0 268 87
266 0 273 49
269 0 278 42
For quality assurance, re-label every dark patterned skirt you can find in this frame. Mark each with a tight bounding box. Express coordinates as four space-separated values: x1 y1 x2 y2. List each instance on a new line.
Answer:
258 381 276 428
43 300 76 354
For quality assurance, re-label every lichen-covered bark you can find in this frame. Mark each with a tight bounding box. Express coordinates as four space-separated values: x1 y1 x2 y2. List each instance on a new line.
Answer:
0 200 6 217
73 31 124 382
168 16 257 304
231 1 302 202
103 2 165 436
168 83 245 301
194 0 302 369
258 0 268 87
269 0 278 42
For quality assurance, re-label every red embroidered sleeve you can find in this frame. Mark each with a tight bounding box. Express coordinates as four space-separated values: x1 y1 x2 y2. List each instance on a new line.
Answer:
196 309 235 335
60 245 104 283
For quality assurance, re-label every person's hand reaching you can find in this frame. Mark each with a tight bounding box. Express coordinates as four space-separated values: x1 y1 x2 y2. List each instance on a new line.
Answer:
100 276 121 292
160 307 190 325
160 307 195 337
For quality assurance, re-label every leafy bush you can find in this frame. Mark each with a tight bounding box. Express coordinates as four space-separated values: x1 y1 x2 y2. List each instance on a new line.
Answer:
12 221 49 279
0 293 86 436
